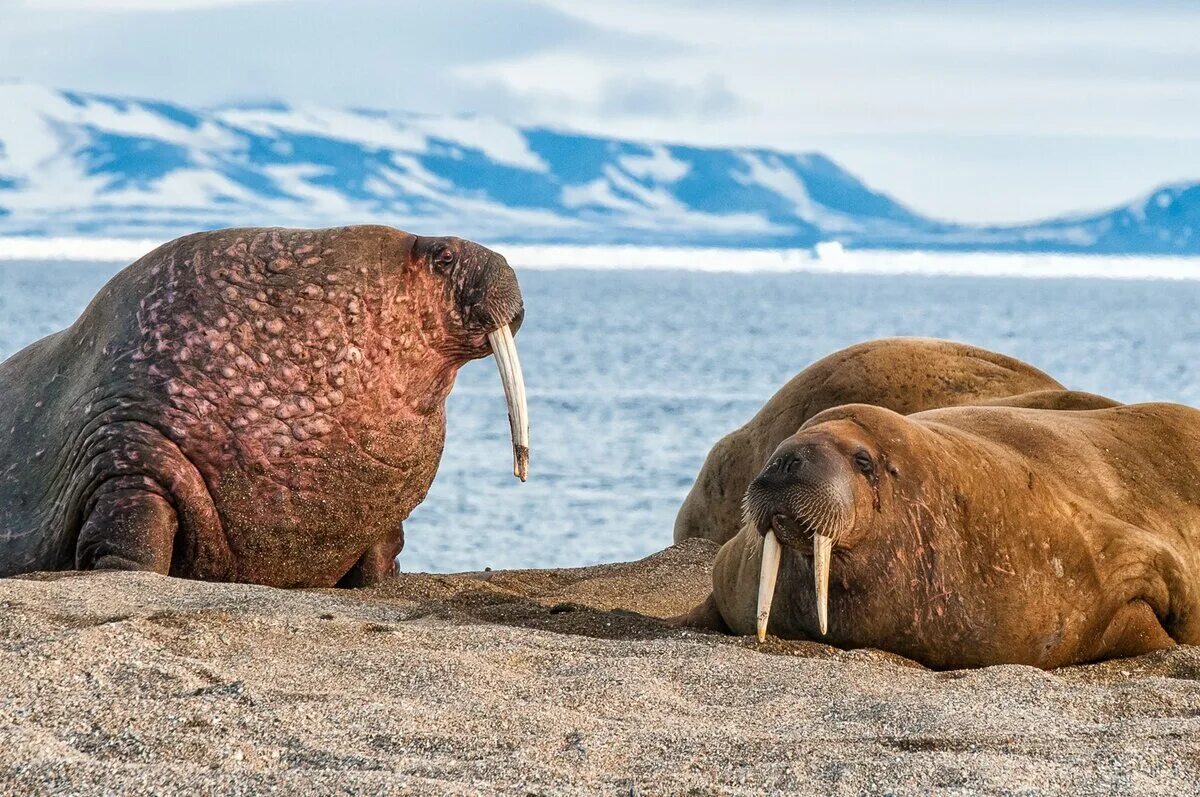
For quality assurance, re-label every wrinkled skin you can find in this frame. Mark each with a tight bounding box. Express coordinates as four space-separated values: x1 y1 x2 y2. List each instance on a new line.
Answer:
672 338 1118 546
0 226 524 587
698 402 1200 669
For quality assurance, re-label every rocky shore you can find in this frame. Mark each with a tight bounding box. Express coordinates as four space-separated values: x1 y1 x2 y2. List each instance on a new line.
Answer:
1 540 1198 795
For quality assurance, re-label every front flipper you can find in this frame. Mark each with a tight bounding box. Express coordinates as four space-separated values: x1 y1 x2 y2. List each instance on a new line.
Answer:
665 592 732 632
1083 515 1197 661
337 523 405 588
75 480 177 573
67 421 227 579
1090 600 1175 662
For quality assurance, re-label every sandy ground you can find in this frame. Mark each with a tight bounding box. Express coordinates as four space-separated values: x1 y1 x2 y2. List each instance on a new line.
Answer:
1 539 1198 796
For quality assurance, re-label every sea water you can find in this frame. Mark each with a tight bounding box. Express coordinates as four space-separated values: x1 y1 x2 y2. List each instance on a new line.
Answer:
4 260 1200 572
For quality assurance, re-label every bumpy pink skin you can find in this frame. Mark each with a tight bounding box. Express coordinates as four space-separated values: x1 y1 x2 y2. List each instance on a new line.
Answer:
0 225 523 587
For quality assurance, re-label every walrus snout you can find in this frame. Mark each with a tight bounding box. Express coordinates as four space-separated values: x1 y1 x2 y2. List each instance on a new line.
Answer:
469 258 525 335
415 236 524 335
747 436 855 641
744 439 852 546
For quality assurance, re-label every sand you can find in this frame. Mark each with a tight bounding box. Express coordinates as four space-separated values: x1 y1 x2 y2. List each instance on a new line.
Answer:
1 539 1198 795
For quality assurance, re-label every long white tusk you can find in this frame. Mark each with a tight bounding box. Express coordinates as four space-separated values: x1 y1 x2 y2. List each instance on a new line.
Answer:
813 533 833 636
486 324 529 481
756 530 782 642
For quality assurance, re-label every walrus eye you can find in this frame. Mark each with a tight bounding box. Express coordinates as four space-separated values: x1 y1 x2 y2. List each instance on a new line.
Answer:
853 449 875 476
432 245 456 271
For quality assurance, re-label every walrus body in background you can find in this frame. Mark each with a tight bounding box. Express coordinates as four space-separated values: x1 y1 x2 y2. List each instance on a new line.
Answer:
0 226 529 587
673 338 1116 545
702 401 1200 669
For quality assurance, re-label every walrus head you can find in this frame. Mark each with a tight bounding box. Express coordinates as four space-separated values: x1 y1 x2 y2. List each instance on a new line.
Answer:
412 235 529 480
743 407 896 641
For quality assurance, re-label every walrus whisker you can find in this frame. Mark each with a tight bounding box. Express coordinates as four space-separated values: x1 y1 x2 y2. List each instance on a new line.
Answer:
786 492 840 542
756 529 782 643
486 323 529 481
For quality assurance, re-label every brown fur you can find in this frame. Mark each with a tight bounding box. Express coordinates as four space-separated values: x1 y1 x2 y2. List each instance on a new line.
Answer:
672 338 1117 545
701 402 1200 669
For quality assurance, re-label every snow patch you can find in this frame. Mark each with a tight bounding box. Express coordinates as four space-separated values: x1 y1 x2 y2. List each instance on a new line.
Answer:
618 146 690 183
735 152 860 233
216 106 426 152
563 165 778 234
407 115 547 173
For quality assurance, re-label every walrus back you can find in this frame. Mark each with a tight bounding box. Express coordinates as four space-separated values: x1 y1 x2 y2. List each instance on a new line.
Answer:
0 244 188 573
0 331 77 572
915 401 1200 538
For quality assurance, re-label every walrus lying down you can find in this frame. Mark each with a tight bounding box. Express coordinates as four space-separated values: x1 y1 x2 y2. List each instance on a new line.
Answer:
683 401 1200 669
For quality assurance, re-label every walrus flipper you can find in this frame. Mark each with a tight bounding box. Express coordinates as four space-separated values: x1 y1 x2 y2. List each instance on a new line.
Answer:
75 480 178 572
1089 515 1200 655
65 422 227 579
336 523 405 588
664 592 731 633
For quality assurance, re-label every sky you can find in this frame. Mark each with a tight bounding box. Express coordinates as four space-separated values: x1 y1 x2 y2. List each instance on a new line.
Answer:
2 0 1199 223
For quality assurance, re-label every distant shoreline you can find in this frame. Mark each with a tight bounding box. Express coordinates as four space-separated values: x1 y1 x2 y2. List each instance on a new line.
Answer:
3 237 1200 281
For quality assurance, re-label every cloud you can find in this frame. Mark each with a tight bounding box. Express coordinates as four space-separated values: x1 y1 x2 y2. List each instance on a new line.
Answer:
0 0 681 112
597 76 743 120
15 0 289 8
2 0 1200 221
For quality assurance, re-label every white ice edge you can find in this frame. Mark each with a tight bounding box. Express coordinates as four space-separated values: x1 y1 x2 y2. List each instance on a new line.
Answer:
2 237 1200 281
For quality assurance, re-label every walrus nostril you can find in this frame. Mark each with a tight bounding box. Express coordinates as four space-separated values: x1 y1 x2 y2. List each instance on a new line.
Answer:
771 452 802 473
758 453 800 486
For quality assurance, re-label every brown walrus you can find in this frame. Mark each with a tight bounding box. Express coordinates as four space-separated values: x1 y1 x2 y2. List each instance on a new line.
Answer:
0 226 529 587
673 337 1116 546
688 401 1200 669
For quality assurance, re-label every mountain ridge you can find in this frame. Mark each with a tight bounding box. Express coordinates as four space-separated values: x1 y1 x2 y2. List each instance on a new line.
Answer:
0 82 1196 254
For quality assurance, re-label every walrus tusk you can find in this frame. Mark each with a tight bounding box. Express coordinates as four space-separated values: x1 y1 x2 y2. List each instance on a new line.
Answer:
756 530 782 642
813 533 832 636
486 324 529 481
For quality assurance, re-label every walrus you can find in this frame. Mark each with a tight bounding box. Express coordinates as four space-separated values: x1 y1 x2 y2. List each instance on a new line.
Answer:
690 401 1200 669
0 225 529 587
673 337 1115 546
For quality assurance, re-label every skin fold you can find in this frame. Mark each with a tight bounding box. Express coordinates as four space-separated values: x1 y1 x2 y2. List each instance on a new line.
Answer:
693 402 1200 669
0 225 524 588
671 337 1103 546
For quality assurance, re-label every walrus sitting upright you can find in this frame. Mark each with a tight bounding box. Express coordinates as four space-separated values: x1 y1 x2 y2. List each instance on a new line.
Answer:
0 226 529 587
674 338 1115 546
697 402 1200 669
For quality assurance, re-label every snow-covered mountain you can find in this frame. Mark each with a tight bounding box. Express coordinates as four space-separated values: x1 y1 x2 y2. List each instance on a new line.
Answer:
0 82 1196 254
993 183 1200 255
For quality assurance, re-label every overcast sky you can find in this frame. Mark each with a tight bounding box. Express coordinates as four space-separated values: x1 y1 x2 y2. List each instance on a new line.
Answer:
2 0 1199 223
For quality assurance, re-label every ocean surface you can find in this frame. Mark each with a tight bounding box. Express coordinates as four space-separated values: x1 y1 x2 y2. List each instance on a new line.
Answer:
4 260 1200 572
